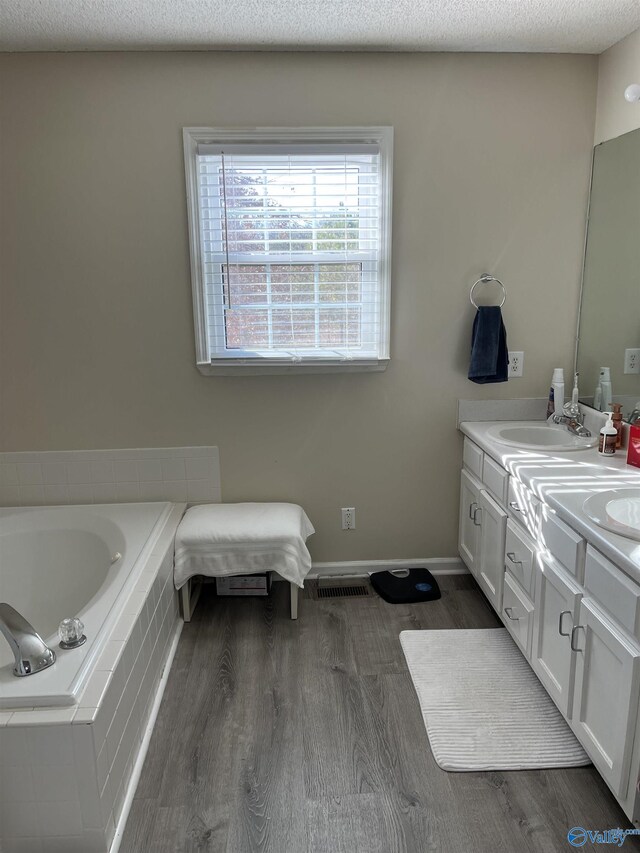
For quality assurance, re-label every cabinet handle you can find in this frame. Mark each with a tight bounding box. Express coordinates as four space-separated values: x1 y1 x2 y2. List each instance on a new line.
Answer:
469 501 478 519
509 501 524 514
504 607 520 621
506 552 522 566
558 610 572 637
570 625 584 652
473 507 482 526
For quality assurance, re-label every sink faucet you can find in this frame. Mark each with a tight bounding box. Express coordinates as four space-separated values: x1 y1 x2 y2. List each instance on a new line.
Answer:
0 603 56 677
551 403 592 438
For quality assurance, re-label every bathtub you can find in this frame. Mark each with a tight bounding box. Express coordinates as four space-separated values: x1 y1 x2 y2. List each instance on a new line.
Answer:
0 502 175 707
0 501 186 853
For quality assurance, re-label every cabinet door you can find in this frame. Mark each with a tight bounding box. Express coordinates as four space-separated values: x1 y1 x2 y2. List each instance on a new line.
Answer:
571 599 640 798
477 489 508 612
532 554 582 718
459 469 482 576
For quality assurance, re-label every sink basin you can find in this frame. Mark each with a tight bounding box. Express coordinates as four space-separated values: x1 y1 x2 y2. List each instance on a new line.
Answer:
583 489 640 542
486 423 597 452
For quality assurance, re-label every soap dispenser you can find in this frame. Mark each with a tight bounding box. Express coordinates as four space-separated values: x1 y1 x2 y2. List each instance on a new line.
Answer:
598 412 617 456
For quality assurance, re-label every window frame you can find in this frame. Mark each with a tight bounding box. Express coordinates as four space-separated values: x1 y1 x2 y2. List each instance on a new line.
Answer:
183 127 393 375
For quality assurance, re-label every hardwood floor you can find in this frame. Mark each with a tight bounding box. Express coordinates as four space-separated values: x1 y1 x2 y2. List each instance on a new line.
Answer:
120 576 637 853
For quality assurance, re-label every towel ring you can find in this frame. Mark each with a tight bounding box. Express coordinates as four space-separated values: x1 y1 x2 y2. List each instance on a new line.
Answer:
470 274 506 309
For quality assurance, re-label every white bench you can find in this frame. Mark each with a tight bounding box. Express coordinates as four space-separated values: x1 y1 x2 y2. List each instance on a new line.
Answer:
174 502 314 622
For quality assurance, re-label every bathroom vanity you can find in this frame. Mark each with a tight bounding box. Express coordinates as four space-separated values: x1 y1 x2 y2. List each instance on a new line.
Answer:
458 421 640 825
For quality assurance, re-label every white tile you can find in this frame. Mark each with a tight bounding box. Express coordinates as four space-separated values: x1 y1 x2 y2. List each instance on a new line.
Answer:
43 484 70 505
41 462 68 485
81 827 110 853
12 708 75 727
73 725 102 829
95 641 125 673
67 484 94 504
137 459 163 481
0 463 19 485
90 461 115 484
115 481 140 502
187 480 216 502
0 726 28 764
39 799 83 836
3 838 44 853
33 762 78 802
113 460 138 482
0 483 22 505
138 480 168 501
46 838 90 853
0 799 40 838
19 484 45 505
111 612 136 643
27 724 73 765
104 811 116 848
17 463 43 485
161 458 185 481
66 461 93 484
162 480 187 502
185 456 217 481
73 707 98 724
96 743 110 793
79 670 111 709
1 764 34 803
92 483 116 503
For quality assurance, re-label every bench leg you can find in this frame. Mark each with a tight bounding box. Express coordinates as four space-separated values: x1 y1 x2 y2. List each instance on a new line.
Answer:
290 582 299 620
181 582 192 622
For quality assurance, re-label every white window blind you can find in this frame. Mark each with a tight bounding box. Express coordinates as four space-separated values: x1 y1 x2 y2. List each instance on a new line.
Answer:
183 128 393 374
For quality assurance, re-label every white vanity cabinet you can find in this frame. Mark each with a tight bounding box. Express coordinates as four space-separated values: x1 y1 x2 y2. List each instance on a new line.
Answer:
458 450 507 612
531 554 583 718
571 598 640 798
458 432 640 824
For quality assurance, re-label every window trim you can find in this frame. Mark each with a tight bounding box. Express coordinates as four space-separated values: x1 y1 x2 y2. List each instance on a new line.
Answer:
182 126 393 375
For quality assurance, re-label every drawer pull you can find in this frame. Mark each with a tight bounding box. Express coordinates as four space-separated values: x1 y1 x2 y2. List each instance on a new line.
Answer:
469 501 478 520
504 607 520 621
509 501 524 514
558 610 572 637
473 507 482 526
506 552 522 566
570 625 584 652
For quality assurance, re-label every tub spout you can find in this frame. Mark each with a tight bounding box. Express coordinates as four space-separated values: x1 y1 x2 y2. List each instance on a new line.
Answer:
0 603 56 677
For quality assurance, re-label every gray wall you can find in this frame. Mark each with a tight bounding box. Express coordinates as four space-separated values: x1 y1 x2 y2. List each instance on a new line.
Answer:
0 51 597 561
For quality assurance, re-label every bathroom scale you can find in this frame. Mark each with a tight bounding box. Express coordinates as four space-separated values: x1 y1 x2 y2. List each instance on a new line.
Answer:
370 568 441 604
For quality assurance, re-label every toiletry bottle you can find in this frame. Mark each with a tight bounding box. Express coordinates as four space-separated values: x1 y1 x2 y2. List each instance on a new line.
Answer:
611 403 624 449
599 367 612 411
598 412 617 456
552 368 565 416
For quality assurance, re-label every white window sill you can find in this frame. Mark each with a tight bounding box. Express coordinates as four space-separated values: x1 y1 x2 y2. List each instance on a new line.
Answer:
196 358 390 376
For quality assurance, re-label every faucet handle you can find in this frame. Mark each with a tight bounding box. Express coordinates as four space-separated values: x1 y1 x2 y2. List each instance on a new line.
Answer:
563 400 582 422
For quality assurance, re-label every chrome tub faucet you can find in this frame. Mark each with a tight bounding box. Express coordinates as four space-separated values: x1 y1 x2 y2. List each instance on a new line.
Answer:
0 603 56 676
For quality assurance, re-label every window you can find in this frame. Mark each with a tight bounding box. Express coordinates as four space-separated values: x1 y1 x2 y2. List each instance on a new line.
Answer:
183 127 393 374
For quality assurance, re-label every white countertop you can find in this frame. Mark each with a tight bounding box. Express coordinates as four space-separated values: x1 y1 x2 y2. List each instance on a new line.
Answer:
460 421 640 584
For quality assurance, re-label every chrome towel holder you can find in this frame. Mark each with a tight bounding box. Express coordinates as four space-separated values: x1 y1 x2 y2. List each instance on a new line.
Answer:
470 274 506 308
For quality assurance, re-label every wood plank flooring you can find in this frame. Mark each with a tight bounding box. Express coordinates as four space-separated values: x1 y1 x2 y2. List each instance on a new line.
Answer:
120 576 638 853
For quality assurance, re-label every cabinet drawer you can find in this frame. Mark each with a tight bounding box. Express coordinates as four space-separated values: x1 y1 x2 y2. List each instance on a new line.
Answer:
463 438 484 480
540 508 586 582
584 547 640 642
502 572 534 658
507 479 540 537
482 455 509 504
505 519 536 598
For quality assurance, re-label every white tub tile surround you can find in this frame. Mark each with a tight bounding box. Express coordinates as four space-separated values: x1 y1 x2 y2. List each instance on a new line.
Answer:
0 505 186 853
0 446 221 507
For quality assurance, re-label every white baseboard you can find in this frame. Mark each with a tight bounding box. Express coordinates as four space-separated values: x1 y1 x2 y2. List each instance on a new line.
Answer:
305 557 468 580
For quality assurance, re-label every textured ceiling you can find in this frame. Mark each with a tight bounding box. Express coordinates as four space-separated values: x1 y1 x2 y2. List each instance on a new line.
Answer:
1 0 639 53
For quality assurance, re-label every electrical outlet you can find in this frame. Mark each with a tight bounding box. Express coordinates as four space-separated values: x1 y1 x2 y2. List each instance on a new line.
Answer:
341 507 356 530
624 348 640 375
508 351 524 377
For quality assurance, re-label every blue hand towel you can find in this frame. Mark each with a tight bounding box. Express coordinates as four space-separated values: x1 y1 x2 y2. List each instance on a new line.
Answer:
468 306 509 384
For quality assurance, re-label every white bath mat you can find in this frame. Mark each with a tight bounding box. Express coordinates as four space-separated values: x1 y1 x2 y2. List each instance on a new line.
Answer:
400 628 590 771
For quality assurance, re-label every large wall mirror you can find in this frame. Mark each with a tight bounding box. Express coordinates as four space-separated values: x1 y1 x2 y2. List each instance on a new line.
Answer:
576 127 640 423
